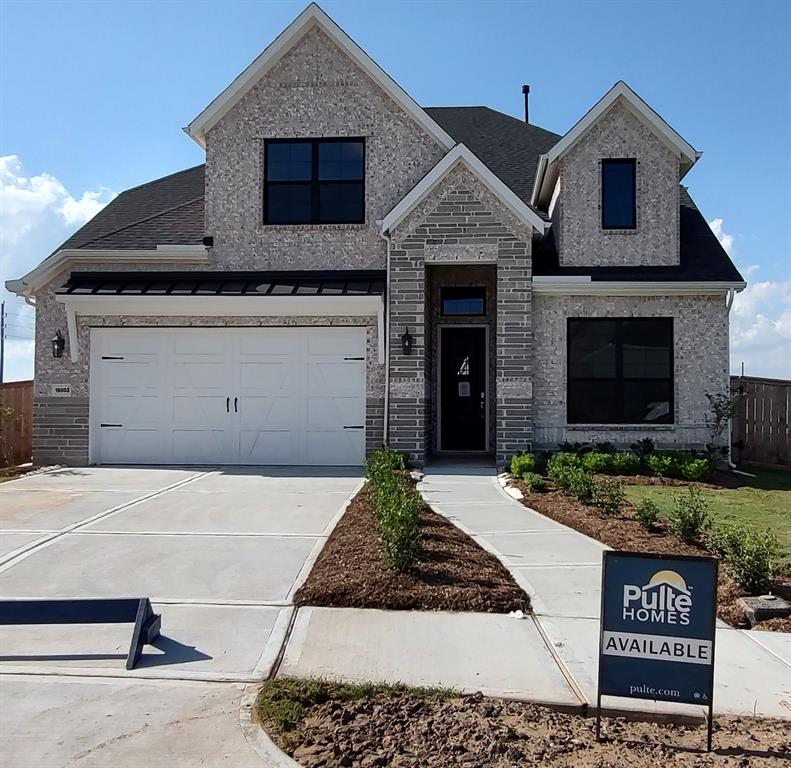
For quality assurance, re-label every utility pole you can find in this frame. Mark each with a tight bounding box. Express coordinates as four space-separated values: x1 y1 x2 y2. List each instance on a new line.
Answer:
0 300 5 384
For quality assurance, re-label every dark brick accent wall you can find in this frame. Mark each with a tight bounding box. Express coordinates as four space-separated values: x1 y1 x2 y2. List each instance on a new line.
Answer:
33 397 89 466
366 396 385 455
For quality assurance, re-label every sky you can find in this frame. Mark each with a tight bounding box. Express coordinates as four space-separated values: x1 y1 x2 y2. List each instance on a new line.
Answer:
1 0 789 381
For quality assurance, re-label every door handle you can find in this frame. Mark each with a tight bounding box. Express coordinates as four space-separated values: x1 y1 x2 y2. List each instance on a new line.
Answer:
226 397 230 413
234 397 238 413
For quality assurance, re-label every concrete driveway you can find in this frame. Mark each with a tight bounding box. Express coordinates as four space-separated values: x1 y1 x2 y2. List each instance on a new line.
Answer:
0 465 362 766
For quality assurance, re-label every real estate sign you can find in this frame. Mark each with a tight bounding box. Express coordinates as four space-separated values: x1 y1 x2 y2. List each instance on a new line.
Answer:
597 551 717 711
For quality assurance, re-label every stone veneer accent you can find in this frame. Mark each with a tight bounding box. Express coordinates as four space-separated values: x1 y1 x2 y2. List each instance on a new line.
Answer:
204 26 446 271
388 164 534 465
557 103 680 267
532 293 729 449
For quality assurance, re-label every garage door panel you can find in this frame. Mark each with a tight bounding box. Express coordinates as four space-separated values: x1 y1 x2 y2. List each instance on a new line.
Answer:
91 327 366 465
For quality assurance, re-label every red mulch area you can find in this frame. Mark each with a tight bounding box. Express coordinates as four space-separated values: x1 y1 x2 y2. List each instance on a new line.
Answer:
512 478 791 632
294 483 529 613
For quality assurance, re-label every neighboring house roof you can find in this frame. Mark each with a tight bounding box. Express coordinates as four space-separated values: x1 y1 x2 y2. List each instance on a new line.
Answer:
533 187 744 283
185 3 454 151
57 270 386 296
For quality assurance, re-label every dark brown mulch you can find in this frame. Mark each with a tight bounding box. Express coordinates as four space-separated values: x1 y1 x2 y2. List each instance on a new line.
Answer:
294 483 529 613
513 479 791 630
262 683 791 768
611 470 741 489
0 464 37 481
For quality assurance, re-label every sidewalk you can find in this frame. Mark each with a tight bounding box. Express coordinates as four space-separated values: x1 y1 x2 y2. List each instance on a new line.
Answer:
280 466 791 720
420 466 791 719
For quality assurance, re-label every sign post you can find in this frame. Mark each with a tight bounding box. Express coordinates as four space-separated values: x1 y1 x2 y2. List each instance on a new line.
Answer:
596 551 718 751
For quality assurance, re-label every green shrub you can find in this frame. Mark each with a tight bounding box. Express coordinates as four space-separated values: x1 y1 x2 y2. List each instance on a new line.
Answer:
709 525 779 594
610 452 641 475
379 484 423 570
510 453 536 477
680 457 711 482
634 498 660 530
548 452 582 477
630 437 655 463
594 441 617 454
581 452 612 474
647 453 674 477
558 441 591 456
366 446 406 485
669 486 711 543
567 468 596 504
521 472 546 492
592 478 625 517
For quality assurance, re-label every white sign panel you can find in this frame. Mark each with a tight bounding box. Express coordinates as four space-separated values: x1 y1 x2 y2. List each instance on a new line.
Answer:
50 384 72 397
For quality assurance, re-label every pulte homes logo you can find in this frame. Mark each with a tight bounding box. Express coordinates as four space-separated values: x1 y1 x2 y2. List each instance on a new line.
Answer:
622 569 692 625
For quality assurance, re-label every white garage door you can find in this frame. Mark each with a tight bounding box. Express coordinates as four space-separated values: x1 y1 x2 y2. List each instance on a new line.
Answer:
90 327 366 466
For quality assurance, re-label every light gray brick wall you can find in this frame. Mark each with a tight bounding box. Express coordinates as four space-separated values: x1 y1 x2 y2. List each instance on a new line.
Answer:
204 25 446 271
389 164 535 465
532 293 730 449
558 102 680 267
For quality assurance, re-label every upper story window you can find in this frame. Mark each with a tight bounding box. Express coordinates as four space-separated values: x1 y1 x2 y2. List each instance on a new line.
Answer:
567 318 673 424
264 138 365 225
601 159 636 229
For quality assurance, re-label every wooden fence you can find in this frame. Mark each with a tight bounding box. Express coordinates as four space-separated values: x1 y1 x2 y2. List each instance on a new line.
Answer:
0 380 33 467
731 375 790 468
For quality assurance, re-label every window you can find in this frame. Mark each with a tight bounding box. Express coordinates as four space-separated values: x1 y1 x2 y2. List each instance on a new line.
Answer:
264 138 365 224
601 159 636 229
567 318 673 424
441 287 486 316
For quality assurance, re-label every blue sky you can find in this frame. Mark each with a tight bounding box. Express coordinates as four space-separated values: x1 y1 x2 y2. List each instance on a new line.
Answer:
1 0 789 380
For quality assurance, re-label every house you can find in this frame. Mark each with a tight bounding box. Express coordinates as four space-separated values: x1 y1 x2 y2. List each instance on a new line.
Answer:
6 3 745 468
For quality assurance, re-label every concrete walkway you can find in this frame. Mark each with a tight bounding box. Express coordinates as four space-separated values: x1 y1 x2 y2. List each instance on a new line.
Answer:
281 465 791 720
421 467 791 719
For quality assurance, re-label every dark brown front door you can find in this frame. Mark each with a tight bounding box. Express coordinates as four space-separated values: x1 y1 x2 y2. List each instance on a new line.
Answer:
440 327 486 451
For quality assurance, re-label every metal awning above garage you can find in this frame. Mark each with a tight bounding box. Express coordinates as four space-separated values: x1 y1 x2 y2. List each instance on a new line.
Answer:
56 270 386 297
55 271 386 364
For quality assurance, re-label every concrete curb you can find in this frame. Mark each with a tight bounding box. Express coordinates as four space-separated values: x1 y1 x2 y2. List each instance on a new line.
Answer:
239 683 304 768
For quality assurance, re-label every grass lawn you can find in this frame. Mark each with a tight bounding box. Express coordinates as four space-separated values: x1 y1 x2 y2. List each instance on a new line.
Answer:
624 467 791 563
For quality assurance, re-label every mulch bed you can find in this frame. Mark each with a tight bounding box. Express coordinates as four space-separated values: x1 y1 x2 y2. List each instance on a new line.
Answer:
260 681 790 768
512 478 791 631
294 483 529 613
0 464 38 481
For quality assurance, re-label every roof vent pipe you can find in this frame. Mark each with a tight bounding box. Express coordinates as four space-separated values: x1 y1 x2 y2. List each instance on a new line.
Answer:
522 84 530 123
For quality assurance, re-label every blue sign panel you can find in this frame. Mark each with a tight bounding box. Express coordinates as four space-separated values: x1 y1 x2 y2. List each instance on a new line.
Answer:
598 551 717 707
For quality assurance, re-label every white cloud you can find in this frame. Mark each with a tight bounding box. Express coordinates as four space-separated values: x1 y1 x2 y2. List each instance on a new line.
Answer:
0 155 114 381
730 280 791 379
708 217 734 256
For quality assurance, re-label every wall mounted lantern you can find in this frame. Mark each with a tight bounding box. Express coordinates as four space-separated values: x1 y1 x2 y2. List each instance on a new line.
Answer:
401 327 414 356
51 330 66 359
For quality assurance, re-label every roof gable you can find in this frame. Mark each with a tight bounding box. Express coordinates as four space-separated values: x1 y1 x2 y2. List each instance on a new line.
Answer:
381 144 549 236
532 81 700 207
186 3 454 150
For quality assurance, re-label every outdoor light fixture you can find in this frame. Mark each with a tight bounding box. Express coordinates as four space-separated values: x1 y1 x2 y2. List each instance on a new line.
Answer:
401 327 414 356
51 330 65 359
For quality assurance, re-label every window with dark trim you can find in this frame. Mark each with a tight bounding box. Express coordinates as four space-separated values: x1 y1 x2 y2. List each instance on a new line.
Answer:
567 318 673 424
601 159 636 229
264 138 365 224
441 287 487 316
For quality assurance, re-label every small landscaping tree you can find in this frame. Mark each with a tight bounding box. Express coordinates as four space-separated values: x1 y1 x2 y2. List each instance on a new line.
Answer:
592 478 625 517
709 525 779 594
704 389 742 460
633 498 660 530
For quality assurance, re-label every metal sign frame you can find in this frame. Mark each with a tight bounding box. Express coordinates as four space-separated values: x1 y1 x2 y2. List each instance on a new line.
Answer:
595 550 718 751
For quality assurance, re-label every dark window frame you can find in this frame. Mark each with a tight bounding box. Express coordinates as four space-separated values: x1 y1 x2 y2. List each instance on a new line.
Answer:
601 158 637 230
440 286 487 317
566 317 674 425
263 137 365 225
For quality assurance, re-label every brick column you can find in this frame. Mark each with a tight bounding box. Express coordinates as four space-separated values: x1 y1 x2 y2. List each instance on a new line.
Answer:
496 239 533 465
388 244 426 465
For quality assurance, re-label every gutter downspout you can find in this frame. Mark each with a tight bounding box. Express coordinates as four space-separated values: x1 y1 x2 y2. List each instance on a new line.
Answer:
378 225 392 446
725 288 737 469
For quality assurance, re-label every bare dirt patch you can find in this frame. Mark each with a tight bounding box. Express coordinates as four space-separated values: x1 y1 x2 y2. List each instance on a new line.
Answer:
294 483 528 613
512 479 791 630
258 679 790 768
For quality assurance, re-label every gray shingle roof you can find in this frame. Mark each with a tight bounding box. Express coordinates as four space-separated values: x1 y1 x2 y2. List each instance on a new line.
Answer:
50 107 742 283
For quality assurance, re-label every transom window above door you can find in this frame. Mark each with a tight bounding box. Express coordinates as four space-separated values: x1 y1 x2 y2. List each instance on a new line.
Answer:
264 138 365 225
441 287 487 316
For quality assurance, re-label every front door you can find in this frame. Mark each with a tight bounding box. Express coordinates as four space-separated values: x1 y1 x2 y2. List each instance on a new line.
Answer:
439 327 487 451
